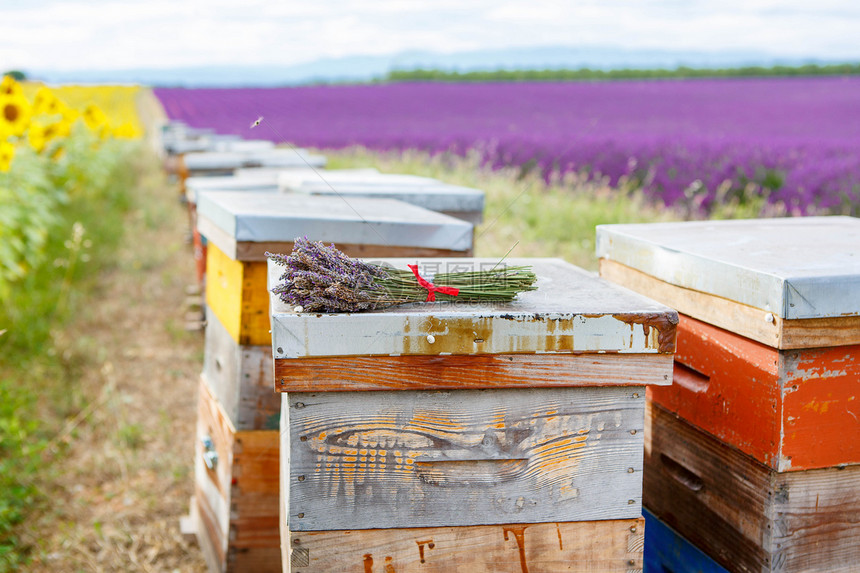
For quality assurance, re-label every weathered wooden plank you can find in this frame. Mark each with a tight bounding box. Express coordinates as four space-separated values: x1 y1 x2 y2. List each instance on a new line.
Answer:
643 509 728 573
285 517 645 573
195 381 235 572
599 259 860 350
270 258 678 359
196 379 283 572
284 386 645 531
780 345 860 470
231 429 280 550
275 353 672 392
649 314 860 471
202 314 278 430
644 402 860 573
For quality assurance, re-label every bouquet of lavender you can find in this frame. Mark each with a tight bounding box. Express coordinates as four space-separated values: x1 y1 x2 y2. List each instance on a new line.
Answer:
267 237 537 313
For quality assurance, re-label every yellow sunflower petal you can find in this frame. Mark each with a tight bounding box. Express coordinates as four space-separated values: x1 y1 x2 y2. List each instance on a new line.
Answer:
0 140 15 172
0 93 32 137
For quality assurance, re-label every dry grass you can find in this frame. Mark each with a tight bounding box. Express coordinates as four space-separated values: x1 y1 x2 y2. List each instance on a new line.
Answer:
19 149 207 572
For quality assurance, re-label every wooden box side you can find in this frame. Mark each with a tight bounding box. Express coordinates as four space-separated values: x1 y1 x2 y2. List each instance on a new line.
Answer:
195 380 236 572
203 312 279 431
206 242 248 345
773 464 860 572
286 386 645 531
648 315 783 470
781 344 860 470
644 402 771 572
287 518 645 573
645 401 860 573
275 353 673 393
229 429 281 571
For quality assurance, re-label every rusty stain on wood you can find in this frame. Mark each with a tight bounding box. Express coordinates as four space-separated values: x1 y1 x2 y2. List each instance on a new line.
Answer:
284 518 644 572
613 312 679 354
503 524 530 573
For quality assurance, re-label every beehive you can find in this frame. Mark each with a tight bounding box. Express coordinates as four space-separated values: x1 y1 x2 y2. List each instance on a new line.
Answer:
191 193 476 572
278 171 485 224
597 216 860 572
271 257 677 571
185 177 280 287
199 192 475 347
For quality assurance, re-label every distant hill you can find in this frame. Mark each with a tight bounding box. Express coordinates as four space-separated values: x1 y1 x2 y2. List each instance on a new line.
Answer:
24 45 853 87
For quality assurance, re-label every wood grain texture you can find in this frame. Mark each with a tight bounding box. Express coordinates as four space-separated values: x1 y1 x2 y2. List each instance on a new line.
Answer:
284 387 645 531
196 380 282 572
644 402 860 573
203 314 278 431
275 353 672 393
600 259 860 350
649 315 860 471
231 429 280 557
285 518 645 573
195 381 235 572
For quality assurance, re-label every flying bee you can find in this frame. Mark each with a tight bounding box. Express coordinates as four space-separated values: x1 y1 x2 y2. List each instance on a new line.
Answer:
250 116 263 128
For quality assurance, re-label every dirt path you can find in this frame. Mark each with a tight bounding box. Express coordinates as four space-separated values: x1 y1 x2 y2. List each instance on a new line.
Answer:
21 146 208 572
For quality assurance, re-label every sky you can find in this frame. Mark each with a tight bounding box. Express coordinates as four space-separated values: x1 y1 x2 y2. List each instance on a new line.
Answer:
2 0 859 72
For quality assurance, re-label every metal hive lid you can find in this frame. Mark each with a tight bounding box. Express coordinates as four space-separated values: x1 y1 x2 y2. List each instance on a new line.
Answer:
197 191 473 252
596 216 860 319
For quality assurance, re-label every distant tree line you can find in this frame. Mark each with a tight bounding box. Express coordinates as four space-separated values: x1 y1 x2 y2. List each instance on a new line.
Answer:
383 63 860 82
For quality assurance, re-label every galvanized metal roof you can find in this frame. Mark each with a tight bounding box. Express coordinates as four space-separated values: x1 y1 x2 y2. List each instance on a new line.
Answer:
596 216 860 319
197 191 473 251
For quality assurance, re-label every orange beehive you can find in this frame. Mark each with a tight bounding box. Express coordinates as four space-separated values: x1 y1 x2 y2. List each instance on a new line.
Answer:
598 216 860 572
651 314 860 472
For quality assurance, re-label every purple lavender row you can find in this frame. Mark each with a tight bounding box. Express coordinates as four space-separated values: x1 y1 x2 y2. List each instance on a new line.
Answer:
154 77 860 214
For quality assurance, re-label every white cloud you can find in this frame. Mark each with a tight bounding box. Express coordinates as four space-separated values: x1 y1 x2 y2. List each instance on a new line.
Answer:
0 0 858 72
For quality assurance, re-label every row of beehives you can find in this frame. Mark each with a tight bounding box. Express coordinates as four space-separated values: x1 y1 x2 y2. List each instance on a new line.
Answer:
159 121 860 573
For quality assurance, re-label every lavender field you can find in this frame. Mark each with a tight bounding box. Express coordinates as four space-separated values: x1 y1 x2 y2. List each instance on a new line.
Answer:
155 77 860 213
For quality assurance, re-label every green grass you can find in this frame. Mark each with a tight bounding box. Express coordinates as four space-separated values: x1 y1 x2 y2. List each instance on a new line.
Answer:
383 62 860 83
0 133 141 571
324 147 778 270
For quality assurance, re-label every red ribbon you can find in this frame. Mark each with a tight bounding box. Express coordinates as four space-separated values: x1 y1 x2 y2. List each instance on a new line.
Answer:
408 264 459 302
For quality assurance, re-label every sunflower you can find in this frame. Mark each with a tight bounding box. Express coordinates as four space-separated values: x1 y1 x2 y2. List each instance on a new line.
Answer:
32 87 65 116
0 75 23 97
82 103 109 132
29 118 74 152
0 92 32 137
112 121 139 139
28 122 46 152
0 140 14 172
